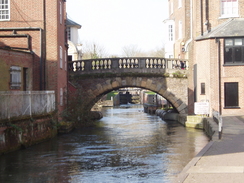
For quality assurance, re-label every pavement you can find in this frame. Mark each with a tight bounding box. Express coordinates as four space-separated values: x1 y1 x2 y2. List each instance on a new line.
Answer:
174 116 244 183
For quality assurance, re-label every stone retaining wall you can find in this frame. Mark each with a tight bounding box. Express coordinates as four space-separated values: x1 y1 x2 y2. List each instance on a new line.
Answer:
156 109 218 140
0 115 57 155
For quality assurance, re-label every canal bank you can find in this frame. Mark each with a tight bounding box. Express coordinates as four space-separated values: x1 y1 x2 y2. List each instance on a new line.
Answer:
0 105 209 183
174 115 244 183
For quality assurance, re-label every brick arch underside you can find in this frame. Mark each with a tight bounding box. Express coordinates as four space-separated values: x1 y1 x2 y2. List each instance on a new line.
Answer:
76 76 188 114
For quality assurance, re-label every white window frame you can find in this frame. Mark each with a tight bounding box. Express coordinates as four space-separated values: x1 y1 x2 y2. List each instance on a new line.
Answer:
60 1 62 24
60 46 63 69
0 0 10 21
169 24 174 42
10 66 21 89
178 0 182 8
220 0 238 18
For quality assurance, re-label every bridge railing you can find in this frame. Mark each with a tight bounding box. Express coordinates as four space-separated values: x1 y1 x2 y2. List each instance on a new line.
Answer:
68 57 188 74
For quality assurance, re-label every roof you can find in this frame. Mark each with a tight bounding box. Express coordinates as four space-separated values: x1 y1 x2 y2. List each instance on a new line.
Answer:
196 18 244 41
66 18 82 29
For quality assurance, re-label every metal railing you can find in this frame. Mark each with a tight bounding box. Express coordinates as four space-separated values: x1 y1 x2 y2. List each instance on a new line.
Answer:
68 57 188 74
0 91 55 120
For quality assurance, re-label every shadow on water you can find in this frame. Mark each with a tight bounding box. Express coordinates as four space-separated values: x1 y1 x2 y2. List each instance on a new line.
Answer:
0 104 209 183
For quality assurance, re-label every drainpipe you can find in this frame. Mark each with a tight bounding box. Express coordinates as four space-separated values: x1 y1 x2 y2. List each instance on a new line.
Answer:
43 0 46 90
184 0 193 52
39 29 43 90
216 38 222 115
216 38 222 139
200 0 203 36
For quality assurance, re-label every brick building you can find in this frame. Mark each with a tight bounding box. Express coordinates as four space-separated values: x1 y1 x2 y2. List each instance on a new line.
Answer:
0 0 68 118
165 0 244 116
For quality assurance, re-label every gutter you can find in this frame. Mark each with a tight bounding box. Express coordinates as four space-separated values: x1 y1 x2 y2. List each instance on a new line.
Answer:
0 34 31 50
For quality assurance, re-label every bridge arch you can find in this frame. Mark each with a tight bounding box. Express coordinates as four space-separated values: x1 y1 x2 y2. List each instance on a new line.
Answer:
70 76 188 115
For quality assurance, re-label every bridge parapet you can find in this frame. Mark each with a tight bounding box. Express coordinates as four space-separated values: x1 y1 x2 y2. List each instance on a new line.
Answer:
68 57 188 74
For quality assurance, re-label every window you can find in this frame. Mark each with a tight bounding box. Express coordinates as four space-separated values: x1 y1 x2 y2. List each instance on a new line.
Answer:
169 24 174 41
224 38 244 65
178 0 182 8
201 83 205 95
10 66 21 89
224 82 239 108
60 88 63 106
0 0 10 21
60 46 63 69
221 0 238 17
67 27 71 40
60 2 62 24
68 55 72 61
178 21 182 39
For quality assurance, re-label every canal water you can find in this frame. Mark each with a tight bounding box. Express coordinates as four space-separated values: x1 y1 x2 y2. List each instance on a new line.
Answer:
0 105 209 183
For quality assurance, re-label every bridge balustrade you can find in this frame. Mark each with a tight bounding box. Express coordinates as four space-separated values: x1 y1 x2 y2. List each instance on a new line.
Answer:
68 57 188 74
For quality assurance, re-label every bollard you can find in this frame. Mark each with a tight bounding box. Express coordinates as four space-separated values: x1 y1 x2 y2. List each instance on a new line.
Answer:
218 115 223 139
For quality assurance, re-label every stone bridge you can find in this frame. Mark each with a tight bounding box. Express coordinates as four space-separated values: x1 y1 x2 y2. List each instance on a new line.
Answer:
68 57 189 115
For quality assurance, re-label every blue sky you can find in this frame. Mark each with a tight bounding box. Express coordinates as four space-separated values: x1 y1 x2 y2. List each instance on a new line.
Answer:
66 0 169 56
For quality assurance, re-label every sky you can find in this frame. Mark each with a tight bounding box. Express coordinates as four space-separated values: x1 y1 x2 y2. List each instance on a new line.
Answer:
66 0 169 56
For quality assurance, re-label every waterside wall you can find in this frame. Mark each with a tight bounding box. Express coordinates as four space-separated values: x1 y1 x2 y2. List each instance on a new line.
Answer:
0 114 57 155
156 109 218 140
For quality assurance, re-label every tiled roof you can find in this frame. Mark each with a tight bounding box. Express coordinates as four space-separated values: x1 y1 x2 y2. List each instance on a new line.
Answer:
196 18 244 41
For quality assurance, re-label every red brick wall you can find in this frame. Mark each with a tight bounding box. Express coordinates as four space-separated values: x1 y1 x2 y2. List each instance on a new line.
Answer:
0 49 34 91
192 1 244 116
0 0 68 117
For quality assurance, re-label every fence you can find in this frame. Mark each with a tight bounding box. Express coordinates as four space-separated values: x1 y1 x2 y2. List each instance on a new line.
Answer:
0 91 55 120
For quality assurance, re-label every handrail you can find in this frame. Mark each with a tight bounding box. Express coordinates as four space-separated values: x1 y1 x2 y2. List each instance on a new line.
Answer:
68 57 188 73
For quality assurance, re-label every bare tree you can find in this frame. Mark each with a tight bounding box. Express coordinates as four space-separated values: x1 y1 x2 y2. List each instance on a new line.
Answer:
82 41 108 59
121 44 142 57
121 45 165 57
147 47 165 57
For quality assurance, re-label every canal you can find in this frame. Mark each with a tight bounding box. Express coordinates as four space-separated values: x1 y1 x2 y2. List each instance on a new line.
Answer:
0 105 209 183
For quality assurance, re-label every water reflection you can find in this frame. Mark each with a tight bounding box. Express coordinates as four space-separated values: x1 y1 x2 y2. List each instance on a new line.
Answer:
0 105 209 183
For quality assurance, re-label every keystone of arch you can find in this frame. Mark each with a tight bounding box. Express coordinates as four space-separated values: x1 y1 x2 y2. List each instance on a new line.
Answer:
121 79 127 87
136 77 143 86
125 77 133 86
140 78 148 88
146 79 153 88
